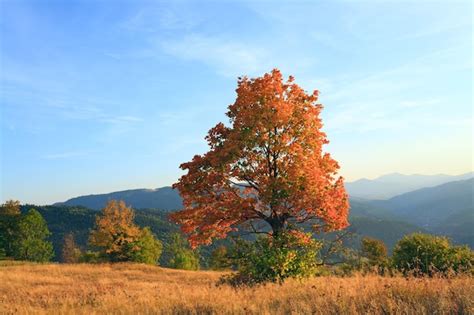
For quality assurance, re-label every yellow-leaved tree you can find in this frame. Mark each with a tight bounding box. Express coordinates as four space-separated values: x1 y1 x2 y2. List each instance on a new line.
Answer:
89 200 162 264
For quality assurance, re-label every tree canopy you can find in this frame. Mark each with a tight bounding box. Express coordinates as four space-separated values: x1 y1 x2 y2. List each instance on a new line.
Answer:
13 208 54 262
0 200 22 257
89 200 163 264
172 69 349 247
89 200 141 262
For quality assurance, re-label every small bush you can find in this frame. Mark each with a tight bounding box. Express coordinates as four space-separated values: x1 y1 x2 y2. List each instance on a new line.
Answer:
165 233 200 270
360 237 389 274
392 233 474 276
225 231 322 285
127 227 163 265
449 245 474 274
79 251 104 263
209 246 231 270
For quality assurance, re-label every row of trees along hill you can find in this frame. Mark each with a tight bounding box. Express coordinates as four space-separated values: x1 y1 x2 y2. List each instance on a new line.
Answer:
1 198 472 279
1 200 200 268
60 200 201 266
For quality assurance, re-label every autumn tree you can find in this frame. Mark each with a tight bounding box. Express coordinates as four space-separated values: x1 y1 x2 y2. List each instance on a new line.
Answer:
0 200 21 216
89 200 162 264
89 200 141 262
0 200 21 258
12 208 54 262
61 233 82 263
171 69 349 248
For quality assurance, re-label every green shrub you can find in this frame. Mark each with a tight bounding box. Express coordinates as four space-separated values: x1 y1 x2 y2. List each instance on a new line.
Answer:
392 233 473 276
227 231 322 285
360 237 389 274
209 246 231 270
79 250 104 263
449 245 474 274
165 233 200 270
127 227 163 265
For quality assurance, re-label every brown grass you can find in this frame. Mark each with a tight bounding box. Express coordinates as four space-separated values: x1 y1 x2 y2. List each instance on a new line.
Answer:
0 263 472 314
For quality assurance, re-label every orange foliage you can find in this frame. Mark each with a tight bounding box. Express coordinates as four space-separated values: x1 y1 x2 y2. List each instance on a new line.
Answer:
89 200 141 260
171 69 349 248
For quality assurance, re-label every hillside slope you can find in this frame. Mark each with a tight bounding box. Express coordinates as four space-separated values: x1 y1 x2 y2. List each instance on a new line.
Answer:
370 178 473 227
22 202 430 263
57 186 182 211
21 205 179 263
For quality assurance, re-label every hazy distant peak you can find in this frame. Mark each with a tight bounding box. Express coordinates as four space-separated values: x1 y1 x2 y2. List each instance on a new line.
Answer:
346 172 474 199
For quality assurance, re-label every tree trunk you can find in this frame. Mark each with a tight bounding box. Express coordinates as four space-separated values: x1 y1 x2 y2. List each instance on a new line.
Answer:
266 216 287 236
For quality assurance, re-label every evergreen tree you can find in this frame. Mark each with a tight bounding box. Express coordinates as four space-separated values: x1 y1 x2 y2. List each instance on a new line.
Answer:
13 208 54 262
0 200 21 258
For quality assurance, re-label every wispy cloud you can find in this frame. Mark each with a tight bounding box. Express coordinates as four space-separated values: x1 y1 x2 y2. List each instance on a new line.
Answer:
161 34 269 78
121 5 202 33
99 115 143 124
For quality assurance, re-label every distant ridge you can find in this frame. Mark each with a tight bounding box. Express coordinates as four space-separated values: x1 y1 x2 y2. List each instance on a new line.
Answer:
56 186 182 211
345 172 474 199
53 177 474 248
369 178 474 247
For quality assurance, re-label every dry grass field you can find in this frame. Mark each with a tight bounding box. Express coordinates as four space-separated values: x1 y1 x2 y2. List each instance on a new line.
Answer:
0 262 473 315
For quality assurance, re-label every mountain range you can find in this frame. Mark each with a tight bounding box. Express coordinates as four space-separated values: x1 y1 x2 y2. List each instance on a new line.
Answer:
57 186 182 211
345 172 473 199
368 178 474 247
55 173 473 248
370 178 474 228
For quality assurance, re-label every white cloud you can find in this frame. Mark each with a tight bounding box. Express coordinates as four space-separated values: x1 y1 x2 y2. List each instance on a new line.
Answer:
121 5 202 33
161 34 270 78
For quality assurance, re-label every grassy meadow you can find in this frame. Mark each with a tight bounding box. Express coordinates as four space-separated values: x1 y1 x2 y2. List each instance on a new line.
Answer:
0 263 472 314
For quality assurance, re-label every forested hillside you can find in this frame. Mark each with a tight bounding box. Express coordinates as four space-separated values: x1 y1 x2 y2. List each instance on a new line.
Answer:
20 203 431 264
20 205 179 264
369 178 474 247
35 178 473 260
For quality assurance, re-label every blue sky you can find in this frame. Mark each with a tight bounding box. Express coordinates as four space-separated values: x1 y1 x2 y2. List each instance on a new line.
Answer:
1 0 472 204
